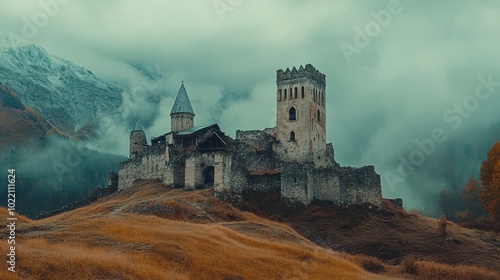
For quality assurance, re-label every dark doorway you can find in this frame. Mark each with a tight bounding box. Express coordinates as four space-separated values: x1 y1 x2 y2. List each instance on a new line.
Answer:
202 166 215 187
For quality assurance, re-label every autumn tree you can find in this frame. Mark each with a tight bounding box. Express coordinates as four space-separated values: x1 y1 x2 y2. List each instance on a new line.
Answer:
480 142 500 220
460 177 485 219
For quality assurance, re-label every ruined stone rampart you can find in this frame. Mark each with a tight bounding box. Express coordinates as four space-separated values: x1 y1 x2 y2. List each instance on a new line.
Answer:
119 144 186 190
336 166 381 206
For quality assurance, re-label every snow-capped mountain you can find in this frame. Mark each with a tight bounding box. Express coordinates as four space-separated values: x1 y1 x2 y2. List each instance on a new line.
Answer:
0 38 123 134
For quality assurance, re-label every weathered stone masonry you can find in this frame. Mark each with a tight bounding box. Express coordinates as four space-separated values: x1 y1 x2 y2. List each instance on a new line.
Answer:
118 64 382 207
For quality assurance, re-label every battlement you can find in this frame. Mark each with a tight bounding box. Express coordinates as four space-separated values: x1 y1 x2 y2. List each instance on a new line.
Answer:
276 64 326 86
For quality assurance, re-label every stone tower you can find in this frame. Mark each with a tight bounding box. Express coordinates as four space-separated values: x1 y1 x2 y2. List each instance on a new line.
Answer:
275 64 327 165
129 121 147 158
170 82 195 133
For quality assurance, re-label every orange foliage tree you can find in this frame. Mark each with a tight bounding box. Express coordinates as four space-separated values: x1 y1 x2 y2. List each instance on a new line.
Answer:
457 177 485 220
480 142 500 220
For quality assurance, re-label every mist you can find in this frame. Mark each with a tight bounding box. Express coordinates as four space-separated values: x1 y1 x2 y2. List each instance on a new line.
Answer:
0 136 124 218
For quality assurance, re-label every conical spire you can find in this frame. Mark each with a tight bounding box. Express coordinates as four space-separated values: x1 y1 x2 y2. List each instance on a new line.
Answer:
170 81 195 116
132 119 144 131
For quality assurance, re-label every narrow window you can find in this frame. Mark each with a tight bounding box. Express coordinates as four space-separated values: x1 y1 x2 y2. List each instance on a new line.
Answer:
290 131 296 141
294 177 297 183
317 109 321 123
294 87 298 99
301 86 304 98
284 89 287 100
289 88 292 99
289 107 296 121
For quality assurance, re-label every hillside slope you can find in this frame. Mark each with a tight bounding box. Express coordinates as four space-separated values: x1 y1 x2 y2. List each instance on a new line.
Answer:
243 194 500 271
0 83 56 147
1 180 499 279
0 181 388 280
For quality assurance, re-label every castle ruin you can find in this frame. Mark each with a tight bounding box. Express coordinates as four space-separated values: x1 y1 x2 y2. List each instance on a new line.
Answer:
118 64 382 206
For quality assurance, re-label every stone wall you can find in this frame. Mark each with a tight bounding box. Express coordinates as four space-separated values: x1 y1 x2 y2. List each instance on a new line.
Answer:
119 125 383 208
184 151 230 190
280 162 312 204
311 168 340 202
119 143 183 190
129 130 147 157
233 130 276 174
236 128 275 142
107 172 118 191
212 132 282 203
324 143 339 168
278 161 381 206
336 166 381 206
247 172 281 193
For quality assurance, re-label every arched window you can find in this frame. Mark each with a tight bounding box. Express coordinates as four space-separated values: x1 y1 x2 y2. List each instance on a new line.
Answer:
301 86 304 98
289 107 296 121
317 109 321 123
294 87 298 99
284 89 287 100
290 131 296 141
289 88 292 99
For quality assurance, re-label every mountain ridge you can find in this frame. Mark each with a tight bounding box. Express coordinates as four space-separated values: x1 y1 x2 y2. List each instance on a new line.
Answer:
0 41 123 135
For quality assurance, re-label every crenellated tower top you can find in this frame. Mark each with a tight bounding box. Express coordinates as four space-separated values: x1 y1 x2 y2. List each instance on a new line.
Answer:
276 64 326 86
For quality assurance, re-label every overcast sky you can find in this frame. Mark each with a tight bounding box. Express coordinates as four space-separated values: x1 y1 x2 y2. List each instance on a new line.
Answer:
1 0 500 210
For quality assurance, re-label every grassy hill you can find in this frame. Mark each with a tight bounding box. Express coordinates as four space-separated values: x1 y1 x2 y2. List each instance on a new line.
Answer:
0 180 499 279
243 196 500 271
0 84 55 147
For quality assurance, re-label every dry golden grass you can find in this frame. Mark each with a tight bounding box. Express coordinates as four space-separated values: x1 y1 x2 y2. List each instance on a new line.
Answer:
254 197 500 273
0 182 389 280
0 215 381 280
0 181 498 280
342 253 500 279
0 208 31 224
400 257 500 280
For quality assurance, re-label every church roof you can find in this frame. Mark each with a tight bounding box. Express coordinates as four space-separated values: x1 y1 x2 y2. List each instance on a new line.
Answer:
176 124 220 136
170 82 195 116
